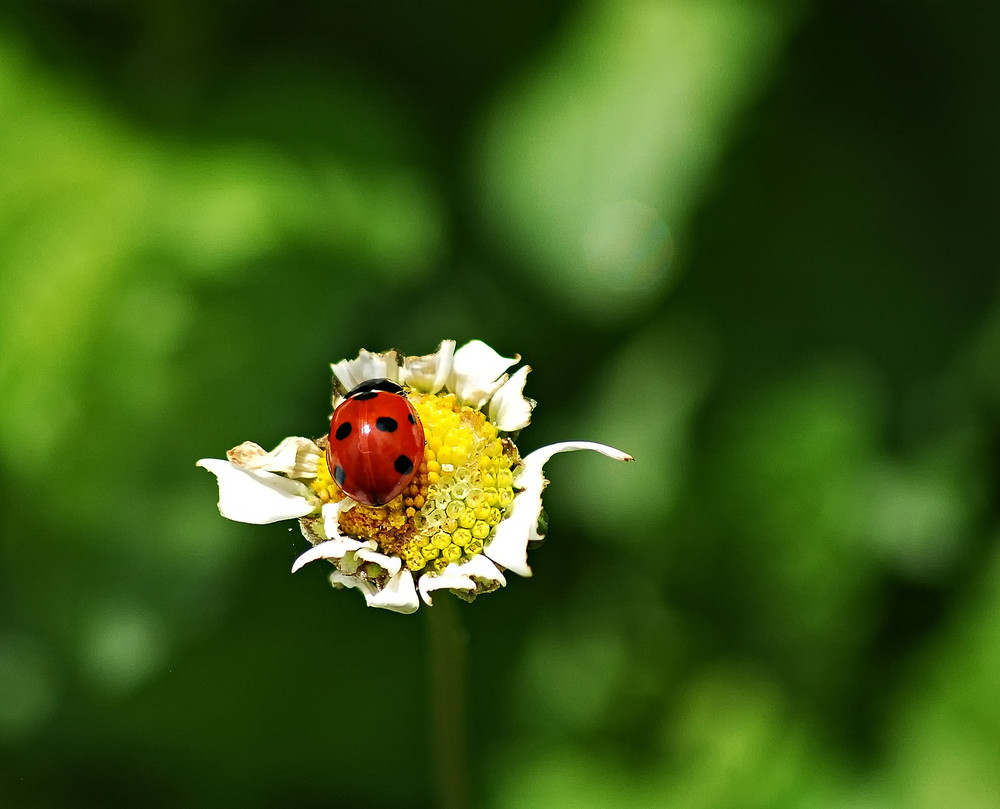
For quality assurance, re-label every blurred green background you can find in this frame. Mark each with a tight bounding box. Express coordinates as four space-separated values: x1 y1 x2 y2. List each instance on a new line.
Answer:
2 1 1000 807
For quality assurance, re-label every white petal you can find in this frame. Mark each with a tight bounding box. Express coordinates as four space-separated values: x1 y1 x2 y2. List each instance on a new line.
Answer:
331 348 400 393
291 536 370 572
483 489 536 577
485 441 633 576
488 365 535 432
448 340 520 410
516 441 634 483
321 499 353 541
226 437 322 479
330 567 418 614
338 548 365 576
418 555 507 606
400 340 456 393
355 547 402 577
365 569 419 613
197 458 316 524
329 570 377 599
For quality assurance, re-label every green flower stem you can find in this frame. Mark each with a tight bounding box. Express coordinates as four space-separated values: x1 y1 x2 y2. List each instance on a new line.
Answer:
427 594 468 809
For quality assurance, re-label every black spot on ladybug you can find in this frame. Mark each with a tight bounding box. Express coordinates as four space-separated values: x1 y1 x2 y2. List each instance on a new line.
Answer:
351 391 378 401
335 422 352 440
376 416 398 432
333 465 346 487
408 413 416 424
394 455 414 475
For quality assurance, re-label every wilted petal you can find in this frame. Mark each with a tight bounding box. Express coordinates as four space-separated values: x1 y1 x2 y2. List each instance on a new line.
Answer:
418 555 507 606
331 348 399 393
488 365 534 432
449 340 519 409
197 459 316 524
485 441 633 576
226 436 322 479
366 569 419 614
400 340 456 393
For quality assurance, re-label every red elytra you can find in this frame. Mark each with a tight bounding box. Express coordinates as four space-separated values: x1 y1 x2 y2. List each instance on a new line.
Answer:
326 379 425 507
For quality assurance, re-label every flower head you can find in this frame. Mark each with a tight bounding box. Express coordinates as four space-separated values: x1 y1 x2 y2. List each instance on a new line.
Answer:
198 340 632 614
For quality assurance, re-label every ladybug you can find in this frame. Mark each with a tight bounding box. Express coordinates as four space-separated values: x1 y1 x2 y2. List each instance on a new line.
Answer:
326 378 425 507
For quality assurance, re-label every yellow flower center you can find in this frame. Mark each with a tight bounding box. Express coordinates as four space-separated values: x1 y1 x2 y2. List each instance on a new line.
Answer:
309 390 519 573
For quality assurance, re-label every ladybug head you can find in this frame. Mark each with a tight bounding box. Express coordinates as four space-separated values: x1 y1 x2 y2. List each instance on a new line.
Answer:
345 378 405 400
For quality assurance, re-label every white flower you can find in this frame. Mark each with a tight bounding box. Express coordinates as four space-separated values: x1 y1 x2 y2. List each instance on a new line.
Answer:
198 340 632 614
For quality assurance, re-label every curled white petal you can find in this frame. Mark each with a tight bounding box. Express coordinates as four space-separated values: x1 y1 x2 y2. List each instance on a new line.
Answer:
365 569 419 614
485 441 633 577
516 441 634 484
226 437 322 479
321 499 354 541
488 365 534 432
448 340 520 410
330 567 419 612
329 570 377 599
338 548 365 576
418 555 507 606
291 536 370 573
197 458 316 524
331 348 399 393
355 547 402 577
400 340 456 393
